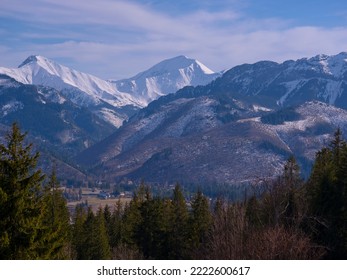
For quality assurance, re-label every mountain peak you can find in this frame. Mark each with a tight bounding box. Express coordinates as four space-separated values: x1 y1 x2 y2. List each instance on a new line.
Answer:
113 55 221 104
147 55 215 75
18 55 40 68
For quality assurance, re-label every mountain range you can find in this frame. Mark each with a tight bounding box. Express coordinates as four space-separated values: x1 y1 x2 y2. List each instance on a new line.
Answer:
0 54 221 182
0 55 220 127
1 52 347 185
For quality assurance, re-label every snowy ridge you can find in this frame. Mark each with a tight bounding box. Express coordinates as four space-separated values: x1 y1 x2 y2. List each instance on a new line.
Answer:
112 55 221 104
283 52 347 78
308 53 347 77
0 55 143 108
274 53 347 106
0 55 221 111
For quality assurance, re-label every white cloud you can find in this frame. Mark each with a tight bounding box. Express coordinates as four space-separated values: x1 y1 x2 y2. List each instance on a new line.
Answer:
1 0 347 79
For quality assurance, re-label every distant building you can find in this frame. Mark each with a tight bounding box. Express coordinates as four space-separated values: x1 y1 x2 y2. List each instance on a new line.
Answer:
98 191 110 199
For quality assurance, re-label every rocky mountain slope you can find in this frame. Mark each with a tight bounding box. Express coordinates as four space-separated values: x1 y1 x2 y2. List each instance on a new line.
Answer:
0 55 221 182
77 52 347 185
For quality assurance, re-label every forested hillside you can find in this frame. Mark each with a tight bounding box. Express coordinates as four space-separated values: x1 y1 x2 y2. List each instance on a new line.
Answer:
1 124 347 259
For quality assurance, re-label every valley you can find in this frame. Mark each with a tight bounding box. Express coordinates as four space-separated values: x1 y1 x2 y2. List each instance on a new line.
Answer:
1 52 347 186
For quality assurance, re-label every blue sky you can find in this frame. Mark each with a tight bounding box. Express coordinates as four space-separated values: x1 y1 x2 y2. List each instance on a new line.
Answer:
0 0 347 79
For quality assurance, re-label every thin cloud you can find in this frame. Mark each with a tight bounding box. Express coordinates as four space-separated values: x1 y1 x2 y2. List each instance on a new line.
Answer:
1 0 347 79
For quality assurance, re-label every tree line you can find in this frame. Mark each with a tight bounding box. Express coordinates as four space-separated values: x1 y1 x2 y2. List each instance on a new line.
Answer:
1 124 347 259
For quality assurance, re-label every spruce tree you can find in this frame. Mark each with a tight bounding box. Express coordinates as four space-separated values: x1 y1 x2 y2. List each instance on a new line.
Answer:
167 184 190 259
0 123 45 259
307 130 347 258
189 190 212 252
72 204 87 259
109 200 123 249
78 207 111 259
283 155 302 189
40 170 71 259
141 194 173 259
281 156 302 227
122 193 142 248
103 204 113 243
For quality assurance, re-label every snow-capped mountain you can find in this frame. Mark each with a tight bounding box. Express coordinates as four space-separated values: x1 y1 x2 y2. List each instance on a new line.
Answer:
77 52 347 185
112 55 222 104
3 52 347 185
218 52 347 108
0 55 142 108
0 56 142 127
0 55 222 127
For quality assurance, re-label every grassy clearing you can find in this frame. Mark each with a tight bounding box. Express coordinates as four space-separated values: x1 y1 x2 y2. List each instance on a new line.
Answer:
67 196 132 214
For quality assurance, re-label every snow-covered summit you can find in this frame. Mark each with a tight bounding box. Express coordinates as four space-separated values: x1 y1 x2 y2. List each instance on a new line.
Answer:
289 52 347 78
133 55 216 77
0 55 142 108
112 55 222 104
1 55 221 108
0 55 222 127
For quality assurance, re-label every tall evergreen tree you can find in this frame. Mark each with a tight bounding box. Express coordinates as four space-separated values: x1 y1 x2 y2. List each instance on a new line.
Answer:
122 193 142 248
0 123 45 259
306 129 347 258
283 155 302 189
109 200 123 249
167 184 190 259
40 170 71 259
78 208 111 260
281 156 303 227
72 204 87 259
189 190 212 252
136 196 169 259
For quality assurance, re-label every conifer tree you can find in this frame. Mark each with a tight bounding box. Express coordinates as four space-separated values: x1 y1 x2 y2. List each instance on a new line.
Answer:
40 170 71 259
72 204 87 259
136 196 169 259
109 200 123 249
189 190 212 251
78 208 111 259
167 184 190 259
281 156 303 227
0 123 45 259
122 193 142 248
307 129 347 258
103 204 113 244
283 155 302 189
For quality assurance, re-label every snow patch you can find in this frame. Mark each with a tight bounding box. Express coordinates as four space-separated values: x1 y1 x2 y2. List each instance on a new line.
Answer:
277 80 307 105
320 80 343 104
96 108 125 128
1 101 24 117
252 105 272 112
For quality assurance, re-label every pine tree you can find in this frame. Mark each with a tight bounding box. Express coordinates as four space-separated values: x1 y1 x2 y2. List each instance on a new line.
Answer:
283 155 302 189
306 129 347 258
122 193 142 248
136 196 169 259
167 184 190 259
281 156 303 227
259 156 303 227
40 170 71 259
0 123 45 259
78 208 111 259
189 190 212 252
103 204 113 244
72 204 87 259
109 200 123 249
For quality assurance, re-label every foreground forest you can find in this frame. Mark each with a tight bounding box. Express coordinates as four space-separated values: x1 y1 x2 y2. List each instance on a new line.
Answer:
1 123 347 259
